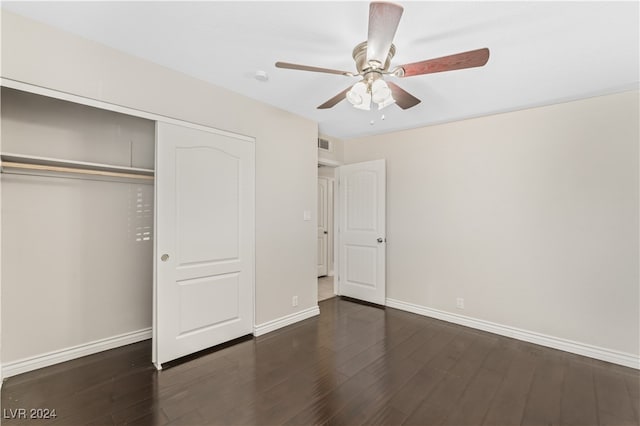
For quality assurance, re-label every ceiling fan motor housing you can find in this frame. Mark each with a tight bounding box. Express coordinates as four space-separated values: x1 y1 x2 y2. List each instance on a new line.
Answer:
353 41 396 77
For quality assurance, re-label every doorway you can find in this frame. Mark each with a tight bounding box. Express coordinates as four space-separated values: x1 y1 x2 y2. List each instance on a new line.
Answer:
317 165 336 301
317 158 387 306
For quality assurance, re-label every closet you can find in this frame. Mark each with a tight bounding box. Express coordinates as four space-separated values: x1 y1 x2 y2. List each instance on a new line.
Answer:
1 85 255 376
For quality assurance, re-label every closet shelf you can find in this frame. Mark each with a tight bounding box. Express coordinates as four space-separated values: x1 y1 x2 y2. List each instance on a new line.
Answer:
0 152 154 181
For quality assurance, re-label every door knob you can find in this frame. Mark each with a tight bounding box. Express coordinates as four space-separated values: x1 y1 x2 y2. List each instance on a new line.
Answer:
377 238 384 243
161 254 169 262
324 231 328 234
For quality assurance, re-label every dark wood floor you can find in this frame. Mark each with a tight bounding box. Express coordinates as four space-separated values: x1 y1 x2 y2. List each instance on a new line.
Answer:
2 297 639 425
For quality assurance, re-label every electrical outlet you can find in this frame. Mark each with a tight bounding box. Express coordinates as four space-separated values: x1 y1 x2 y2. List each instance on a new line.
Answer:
292 296 299 307
456 298 464 309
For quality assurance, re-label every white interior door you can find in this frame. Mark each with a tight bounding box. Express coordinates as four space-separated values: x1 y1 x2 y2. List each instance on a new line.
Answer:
318 177 329 277
337 159 386 305
154 122 254 367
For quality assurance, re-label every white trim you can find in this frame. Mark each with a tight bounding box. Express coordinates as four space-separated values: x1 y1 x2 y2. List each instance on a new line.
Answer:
327 177 335 278
1 328 152 378
253 306 320 337
333 169 341 296
386 298 640 370
318 158 341 167
0 78 254 142
152 124 160 370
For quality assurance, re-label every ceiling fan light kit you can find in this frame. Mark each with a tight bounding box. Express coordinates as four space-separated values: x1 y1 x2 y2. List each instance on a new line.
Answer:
275 1 490 112
346 82 369 109
371 79 393 104
346 78 395 111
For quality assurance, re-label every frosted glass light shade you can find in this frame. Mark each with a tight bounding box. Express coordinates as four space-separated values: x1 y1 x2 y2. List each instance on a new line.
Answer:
377 96 395 110
348 81 371 110
346 90 363 105
371 79 392 104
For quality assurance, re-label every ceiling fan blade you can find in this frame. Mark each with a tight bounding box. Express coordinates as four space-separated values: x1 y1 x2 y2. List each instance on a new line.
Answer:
397 48 490 77
317 87 351 109
387 81 421 109
275 62 353 76
367 2 404 65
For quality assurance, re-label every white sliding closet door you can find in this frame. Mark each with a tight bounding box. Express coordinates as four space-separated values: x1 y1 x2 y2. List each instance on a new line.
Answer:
154 122 254 367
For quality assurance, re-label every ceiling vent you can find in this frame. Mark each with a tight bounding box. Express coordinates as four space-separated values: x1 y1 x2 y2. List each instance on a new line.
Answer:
318 138 331 151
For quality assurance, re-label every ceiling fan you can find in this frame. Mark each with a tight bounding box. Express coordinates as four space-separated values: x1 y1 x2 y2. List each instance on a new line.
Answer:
275 2 490 111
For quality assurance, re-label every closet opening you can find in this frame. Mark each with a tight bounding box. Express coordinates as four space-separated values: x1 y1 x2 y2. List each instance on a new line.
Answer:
1 87 155 377
1 84 256 376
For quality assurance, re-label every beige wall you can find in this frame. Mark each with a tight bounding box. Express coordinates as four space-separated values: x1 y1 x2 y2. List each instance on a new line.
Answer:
1 89 155 362
318 133 344 165
317 166 336 179
344 91 639 356
1 11 318 363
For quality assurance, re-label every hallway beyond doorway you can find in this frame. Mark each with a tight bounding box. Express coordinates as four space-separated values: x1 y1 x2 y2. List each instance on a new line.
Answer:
318 276 334 301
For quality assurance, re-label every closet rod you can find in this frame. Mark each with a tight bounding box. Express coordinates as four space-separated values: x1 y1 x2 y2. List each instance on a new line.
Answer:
1 161 155 181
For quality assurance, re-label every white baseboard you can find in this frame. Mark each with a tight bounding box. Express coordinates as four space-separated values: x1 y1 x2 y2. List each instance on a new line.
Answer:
254 306 320 337
2 328 152 378
386 298 639 370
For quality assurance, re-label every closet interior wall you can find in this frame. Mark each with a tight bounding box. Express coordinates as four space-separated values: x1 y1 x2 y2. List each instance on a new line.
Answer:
1 87 155 364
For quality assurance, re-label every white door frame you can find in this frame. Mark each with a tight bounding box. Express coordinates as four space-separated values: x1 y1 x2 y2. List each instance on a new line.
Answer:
319 158 387 304
330 160 388 300
326 177 336 277
317 160 341 297
333 179 340 296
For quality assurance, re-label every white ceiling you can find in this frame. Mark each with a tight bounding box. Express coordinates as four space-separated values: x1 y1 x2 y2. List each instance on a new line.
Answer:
3 1 638 139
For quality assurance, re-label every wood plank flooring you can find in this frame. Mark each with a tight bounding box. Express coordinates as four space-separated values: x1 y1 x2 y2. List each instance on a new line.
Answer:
2 297 638 425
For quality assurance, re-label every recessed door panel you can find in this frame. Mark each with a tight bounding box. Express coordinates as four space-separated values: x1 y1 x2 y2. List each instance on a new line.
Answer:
346 171 377 232
176 147 239 266
318 235 327 274
178 274 240 335
345 245 377 288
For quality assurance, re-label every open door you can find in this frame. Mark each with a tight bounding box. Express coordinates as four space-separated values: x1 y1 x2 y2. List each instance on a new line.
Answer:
154 122 254 368
337 159 386 305
318 177 329 277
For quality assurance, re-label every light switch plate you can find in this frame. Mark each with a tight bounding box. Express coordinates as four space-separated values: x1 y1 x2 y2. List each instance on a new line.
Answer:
303 210 311 221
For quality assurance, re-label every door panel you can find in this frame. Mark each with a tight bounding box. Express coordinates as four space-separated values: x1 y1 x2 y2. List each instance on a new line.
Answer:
175 147 239 264
345 245 377 287
154 122 254 367
338 160 385 305
346 171 377 231
177 273 240 335
318 177 329 276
